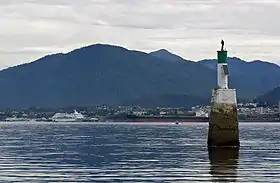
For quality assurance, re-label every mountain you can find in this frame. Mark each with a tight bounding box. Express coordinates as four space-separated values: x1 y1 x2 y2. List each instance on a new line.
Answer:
256 86 280 105
199 57 280 98
122 93 208 108
149 49 186 62
0 43 279 108
0 44 215 108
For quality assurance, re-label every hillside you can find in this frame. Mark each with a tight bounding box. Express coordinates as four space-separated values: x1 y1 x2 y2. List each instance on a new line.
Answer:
122 93 209 108
199 57 280 98
0 44 215 108
149 49 186 62
0 44 278 108
256 86 280 105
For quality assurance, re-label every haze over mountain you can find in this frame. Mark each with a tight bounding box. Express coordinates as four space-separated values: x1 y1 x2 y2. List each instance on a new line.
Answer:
0 43 278 108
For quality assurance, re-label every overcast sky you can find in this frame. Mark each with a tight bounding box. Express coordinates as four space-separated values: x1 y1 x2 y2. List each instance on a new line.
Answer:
0 0 280 68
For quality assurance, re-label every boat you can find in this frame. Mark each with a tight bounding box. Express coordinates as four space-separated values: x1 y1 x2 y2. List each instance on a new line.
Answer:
51 110 87 122
128 115 209 122
35 118 55 122
104 113 280 123
238 114 280 122
105 114 209 123
86 117 99 122
4 117 28 122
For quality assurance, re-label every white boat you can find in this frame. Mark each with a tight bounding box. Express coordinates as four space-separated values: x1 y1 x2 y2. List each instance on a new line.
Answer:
5 117 27 122
51 110 86 122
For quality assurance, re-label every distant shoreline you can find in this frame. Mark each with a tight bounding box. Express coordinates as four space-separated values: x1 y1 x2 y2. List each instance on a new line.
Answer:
0 121 279 124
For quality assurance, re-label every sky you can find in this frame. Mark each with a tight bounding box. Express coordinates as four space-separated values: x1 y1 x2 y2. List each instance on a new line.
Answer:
1 0 280 69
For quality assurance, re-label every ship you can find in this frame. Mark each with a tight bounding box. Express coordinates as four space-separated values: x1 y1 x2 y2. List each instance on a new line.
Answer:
126 114 209 122
105 114 209 123
104 113 280 123
238 113 280 122
51 110 99 122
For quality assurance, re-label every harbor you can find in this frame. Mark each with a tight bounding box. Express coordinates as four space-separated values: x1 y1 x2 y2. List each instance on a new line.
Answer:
1 107 279 123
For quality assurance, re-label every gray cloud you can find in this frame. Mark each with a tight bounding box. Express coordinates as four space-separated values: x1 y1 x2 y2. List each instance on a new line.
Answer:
0 0 280 68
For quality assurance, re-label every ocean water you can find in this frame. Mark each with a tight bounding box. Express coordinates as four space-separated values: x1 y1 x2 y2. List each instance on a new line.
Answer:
0 122 279 183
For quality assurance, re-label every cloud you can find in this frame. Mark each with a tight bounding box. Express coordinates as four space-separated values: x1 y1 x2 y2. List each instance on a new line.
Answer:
0 0 280 68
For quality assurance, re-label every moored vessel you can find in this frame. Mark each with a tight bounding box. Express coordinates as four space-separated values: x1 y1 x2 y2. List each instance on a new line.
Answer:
51 110 99 122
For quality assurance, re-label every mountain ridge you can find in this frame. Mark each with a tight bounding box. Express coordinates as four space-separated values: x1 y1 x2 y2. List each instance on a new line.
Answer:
199 58 280 97
0 44 215 108
149 49 186 62
0 43 278 108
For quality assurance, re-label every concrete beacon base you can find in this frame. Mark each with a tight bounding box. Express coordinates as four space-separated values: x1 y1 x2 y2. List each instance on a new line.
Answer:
208 89 240 147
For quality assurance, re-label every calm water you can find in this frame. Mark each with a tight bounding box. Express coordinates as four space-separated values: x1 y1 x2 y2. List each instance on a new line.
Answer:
0 122 279 183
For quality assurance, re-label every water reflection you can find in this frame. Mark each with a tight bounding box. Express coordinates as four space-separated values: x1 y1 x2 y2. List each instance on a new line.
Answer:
208 147 239 182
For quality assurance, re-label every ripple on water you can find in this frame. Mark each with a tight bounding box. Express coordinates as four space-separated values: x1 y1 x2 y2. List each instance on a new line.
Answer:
0 122 278 182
